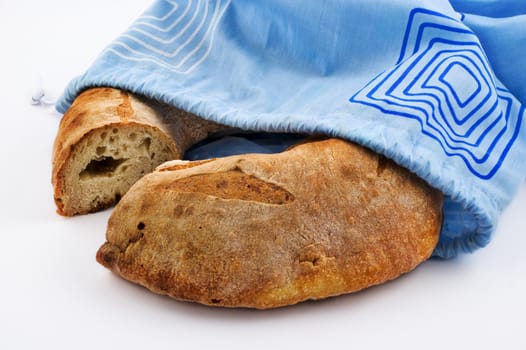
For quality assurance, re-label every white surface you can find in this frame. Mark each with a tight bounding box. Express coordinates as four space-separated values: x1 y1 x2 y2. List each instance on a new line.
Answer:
1 1 525 349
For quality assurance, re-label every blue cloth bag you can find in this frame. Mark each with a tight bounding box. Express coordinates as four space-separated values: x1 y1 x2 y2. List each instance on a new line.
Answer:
56 0 526 258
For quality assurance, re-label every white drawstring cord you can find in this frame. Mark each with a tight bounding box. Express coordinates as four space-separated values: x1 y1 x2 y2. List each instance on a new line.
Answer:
30 87 56 106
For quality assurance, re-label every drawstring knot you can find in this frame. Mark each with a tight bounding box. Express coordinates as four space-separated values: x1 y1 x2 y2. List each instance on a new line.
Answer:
31 88 55 106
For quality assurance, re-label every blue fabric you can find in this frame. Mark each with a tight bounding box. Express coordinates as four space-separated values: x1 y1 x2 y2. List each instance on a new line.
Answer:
56 0 526 258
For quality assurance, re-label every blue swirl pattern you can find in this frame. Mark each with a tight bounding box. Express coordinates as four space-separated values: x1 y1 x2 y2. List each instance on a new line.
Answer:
106 0 231 74
350 8 524 179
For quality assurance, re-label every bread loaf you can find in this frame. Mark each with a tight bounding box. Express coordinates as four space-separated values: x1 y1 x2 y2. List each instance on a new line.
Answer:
52 88 224 216
96 138 443 309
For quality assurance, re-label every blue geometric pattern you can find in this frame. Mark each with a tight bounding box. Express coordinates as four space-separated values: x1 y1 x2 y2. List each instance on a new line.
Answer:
106 0 231 74
350 8 524 179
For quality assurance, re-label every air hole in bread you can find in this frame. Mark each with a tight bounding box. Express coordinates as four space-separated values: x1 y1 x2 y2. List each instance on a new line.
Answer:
137 222 145 230
96 146 106 156
139 137 151 154
80 157 129 180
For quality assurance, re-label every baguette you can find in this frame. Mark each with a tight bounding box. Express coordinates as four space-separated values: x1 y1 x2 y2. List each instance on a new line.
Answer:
52 88 224 216
96 138 443 309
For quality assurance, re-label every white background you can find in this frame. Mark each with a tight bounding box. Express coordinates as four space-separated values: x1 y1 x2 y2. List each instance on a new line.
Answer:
1 1 525 349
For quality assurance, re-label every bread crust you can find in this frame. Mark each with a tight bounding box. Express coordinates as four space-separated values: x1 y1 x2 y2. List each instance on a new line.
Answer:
96 138 443 309
52 88 224 216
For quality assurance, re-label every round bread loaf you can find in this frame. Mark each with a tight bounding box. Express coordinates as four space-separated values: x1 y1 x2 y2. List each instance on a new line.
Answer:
96 138 443 309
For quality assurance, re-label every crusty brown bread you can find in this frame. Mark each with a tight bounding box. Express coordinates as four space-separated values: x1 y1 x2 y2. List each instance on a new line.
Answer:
52 87 224 216
96 138 443 309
